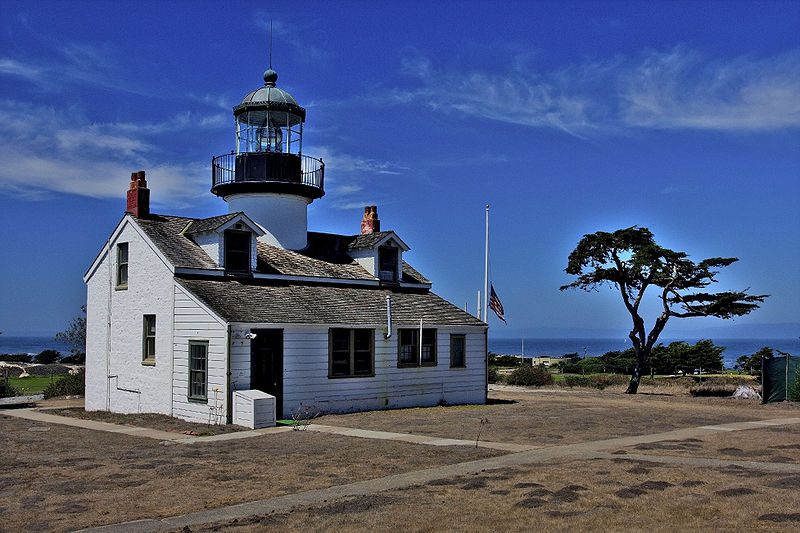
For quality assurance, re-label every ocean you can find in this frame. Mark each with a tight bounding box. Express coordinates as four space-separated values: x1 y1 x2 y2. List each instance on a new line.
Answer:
489 337 800 369
0 336 72 356
3 335 797 370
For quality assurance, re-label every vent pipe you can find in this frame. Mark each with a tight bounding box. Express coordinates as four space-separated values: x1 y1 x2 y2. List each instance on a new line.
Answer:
385 295 392 338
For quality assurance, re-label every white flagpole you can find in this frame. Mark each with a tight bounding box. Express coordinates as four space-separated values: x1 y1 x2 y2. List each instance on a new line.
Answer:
484 205 489 324
477 290 481 320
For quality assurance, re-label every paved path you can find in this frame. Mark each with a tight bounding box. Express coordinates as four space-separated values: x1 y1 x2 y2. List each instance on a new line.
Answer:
70 415 800 533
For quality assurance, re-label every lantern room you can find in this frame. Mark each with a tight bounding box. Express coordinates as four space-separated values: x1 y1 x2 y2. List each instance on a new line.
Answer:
211 67 325 250
211 68 324 201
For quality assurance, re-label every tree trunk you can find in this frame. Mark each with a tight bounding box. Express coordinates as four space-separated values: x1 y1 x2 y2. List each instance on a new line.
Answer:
626 346 650 394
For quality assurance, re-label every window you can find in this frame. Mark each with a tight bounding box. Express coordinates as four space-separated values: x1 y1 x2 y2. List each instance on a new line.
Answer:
224 230 251 273
450 334 466 368
329 329 374 378
188 341 208 401
378 246 398 282
142 315 156 363
116 243 128 289
398 328 437 367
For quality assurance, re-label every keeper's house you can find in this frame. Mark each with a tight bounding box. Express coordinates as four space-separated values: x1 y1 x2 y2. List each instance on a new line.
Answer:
83 67 487 425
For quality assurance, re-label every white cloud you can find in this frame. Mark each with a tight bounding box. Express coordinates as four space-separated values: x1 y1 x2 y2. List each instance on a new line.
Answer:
0 101 212 205
620 47 800 131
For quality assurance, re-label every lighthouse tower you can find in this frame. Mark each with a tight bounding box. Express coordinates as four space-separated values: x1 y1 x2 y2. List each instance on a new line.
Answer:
211 68 324 250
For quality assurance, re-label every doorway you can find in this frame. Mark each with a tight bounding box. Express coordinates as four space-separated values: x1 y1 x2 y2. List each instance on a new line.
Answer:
250 329 283 418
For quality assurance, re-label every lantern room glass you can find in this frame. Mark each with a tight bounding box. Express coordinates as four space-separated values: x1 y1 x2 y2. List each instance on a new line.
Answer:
236 110 303 155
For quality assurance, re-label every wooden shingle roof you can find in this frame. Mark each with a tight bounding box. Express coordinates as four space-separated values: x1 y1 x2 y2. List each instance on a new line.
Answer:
135 214 429 284
176 278 484 326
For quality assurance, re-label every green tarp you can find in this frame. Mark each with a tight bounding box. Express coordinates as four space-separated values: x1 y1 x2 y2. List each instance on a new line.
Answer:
762 355 800 403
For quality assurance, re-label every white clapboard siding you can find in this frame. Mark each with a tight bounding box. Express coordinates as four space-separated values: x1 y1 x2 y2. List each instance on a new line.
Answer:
172 284 227 424
278 326 486 418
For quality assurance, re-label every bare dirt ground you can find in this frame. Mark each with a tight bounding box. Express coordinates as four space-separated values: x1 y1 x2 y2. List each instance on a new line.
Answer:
1 388 799 532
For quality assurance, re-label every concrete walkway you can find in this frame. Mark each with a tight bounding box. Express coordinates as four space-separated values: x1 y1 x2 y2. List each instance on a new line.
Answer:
70 415 800 533
3 408 292 441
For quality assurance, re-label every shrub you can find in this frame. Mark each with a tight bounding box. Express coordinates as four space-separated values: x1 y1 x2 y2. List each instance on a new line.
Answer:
789 368 800 402
506 366 553 387
562 375 589 388
0 353 33 363
0 379 19 398
43 370 85 399
689 384 736 397
488 366 500 384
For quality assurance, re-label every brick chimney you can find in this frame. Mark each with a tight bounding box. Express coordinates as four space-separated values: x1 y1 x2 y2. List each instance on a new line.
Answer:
126 170 150 218
361 205 380 235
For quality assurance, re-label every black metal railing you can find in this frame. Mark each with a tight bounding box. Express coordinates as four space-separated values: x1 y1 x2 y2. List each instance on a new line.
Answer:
212 152 324 192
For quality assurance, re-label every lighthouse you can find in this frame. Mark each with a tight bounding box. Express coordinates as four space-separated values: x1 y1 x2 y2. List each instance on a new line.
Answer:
211 68 324 250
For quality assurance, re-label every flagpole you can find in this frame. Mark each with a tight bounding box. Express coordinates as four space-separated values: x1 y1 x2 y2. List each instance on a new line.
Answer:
484 205 489 325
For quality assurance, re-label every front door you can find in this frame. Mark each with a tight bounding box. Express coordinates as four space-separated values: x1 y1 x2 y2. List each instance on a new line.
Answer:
250 329 283 418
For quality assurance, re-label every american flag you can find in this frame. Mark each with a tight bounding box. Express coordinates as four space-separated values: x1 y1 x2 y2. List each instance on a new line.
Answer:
489 284 506 323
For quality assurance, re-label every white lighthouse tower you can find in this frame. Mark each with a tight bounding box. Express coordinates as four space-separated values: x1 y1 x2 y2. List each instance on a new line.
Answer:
211 68 324 250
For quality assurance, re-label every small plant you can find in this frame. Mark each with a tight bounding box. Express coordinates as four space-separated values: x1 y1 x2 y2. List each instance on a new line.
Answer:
1 378 19 398
290 403 322 430
475 417 489 447
789 367 800 402
506 366 554 387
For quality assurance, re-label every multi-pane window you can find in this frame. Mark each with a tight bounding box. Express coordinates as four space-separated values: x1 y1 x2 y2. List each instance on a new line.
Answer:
116 243 128 288
142 315 156 362
224 230 251 273
188 341 208 401
378 246 398 282
398 328 437 367
329 329 374 378
450 334 466 368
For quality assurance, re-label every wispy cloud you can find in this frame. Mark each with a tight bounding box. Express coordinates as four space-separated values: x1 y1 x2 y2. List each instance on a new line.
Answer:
311 146 404 209
394 56 599 137
390 47 800 135
0 58 42 81
620 47 800 131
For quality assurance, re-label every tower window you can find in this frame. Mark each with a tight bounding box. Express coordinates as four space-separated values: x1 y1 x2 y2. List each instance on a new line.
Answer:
224 230 251 273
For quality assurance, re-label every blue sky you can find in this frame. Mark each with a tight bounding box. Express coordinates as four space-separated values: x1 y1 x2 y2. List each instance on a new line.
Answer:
1 0 798 338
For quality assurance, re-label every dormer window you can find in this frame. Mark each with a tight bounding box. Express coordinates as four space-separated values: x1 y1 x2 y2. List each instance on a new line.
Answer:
224 230 251 273
378 246 398 282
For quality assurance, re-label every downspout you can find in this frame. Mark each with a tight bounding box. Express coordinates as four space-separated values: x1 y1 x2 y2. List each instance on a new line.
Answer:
226 324 233 424
385 295 392 338
105 238 113 411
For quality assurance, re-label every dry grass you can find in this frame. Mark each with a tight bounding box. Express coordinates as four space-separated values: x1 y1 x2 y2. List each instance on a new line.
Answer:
315 387 798 446
2 388 799 532
0 415 498 532
174 458 800 532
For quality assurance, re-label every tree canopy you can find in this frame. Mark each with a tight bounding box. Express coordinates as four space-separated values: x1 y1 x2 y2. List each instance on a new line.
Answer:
560 227 767 393
55 305 86 364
